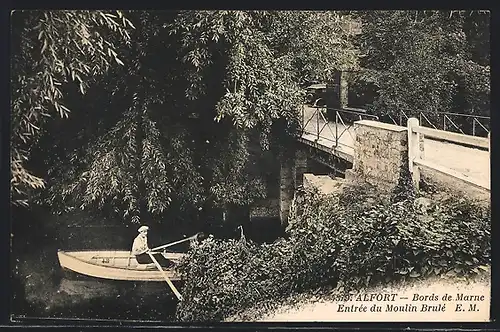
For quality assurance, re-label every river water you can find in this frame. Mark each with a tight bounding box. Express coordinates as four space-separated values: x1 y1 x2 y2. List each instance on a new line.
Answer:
12 227 181 322
11 207 284 323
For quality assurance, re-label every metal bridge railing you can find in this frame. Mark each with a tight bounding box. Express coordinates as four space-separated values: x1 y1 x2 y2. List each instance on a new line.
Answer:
300 102 379 150
382 109 490 137
300 101 490 151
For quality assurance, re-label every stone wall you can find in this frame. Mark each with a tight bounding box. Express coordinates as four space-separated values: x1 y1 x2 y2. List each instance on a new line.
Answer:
345 120 408 192
303 174 346 195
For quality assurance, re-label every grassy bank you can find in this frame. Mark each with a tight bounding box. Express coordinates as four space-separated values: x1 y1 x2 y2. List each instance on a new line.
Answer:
174 181 491 322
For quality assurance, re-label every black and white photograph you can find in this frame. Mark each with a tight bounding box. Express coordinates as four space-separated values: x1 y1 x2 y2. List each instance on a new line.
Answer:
10 9 491 324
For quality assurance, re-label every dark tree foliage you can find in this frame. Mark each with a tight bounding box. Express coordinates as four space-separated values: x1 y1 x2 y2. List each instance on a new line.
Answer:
11 10 134 207
33 11 204 223
18 10 359 226
351 10 490 118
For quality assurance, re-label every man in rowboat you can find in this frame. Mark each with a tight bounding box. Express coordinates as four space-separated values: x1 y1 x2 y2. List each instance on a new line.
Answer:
132 225 172 267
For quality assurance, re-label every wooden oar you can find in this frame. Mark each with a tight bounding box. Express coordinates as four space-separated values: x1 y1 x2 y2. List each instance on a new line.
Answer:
150 234 198 252
147 252 183 301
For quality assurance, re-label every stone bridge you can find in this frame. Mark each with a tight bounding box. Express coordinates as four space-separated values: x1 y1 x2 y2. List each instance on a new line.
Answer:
274 106 491 225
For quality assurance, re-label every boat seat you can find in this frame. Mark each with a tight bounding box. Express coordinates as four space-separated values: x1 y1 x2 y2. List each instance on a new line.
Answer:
134 263 157 270
136 263 172 271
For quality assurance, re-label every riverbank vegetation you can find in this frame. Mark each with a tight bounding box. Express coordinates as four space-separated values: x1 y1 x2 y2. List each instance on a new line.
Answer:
175 182 491 321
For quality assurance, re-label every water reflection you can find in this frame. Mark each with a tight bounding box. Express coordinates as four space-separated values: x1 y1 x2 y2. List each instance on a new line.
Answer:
58 277 178 298
12 206 285 322
58 278 121 298
42 277 180 321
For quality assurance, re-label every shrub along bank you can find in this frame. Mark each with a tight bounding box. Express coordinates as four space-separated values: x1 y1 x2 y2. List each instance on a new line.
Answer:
174 182 491 322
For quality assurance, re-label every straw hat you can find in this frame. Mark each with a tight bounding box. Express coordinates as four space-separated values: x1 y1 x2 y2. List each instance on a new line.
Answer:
138 225 149 233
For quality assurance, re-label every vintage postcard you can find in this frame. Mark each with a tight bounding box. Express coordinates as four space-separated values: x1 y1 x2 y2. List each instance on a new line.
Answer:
10 9 491 324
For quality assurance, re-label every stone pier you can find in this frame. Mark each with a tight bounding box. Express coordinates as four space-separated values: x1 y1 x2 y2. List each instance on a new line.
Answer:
294 149 308 189
279 156 295 225
345 120 408 193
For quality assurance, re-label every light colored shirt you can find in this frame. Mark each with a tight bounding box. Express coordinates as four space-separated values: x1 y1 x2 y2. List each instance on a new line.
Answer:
132 233 149 255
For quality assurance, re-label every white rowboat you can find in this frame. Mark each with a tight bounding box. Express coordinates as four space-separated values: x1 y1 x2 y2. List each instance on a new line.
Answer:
57 250 186 282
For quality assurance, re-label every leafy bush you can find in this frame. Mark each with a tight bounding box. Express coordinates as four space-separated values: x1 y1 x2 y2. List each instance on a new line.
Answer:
175 182 491 322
